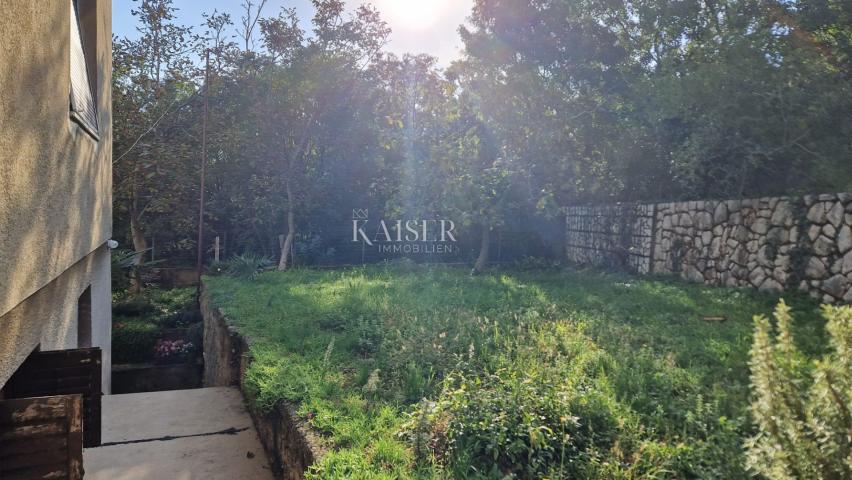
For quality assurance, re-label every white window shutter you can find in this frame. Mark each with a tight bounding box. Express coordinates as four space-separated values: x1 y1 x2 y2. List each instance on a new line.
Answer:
70 1 98 134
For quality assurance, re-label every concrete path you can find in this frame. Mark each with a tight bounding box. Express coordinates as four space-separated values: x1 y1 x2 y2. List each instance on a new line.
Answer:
84 387 274 480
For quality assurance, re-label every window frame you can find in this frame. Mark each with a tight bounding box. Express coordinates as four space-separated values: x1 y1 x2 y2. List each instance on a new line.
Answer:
69 0 99 141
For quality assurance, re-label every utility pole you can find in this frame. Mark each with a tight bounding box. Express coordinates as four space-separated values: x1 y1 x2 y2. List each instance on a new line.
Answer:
196 49 210 293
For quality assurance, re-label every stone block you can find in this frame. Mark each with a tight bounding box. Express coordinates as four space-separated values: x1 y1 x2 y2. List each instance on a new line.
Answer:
696 212 713 230
775 254 790 271
757 246 774 267
711 237 723 257
767 227 789 245
752 218 770 235
806 257 826 278
749 267 766 287
770 197 782 209
730 212 743 224
839 226 852 254
713 202 729 225
832 258 842 274
759 278 783 292
821 274 848 299
773 267 788 285
747 240 759 253
827 201 845 227
734 225 750 242
770 201 791 226
727 200 742 212
843 251 852 275
808 225 821 242
813 235 835 256
807 202 827 224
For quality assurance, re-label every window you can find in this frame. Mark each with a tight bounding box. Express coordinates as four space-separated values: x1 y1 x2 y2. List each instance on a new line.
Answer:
77 286 92 348
70 0 98 137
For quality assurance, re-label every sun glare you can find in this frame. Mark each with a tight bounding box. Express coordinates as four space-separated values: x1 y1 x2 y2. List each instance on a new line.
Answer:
372 0 454 31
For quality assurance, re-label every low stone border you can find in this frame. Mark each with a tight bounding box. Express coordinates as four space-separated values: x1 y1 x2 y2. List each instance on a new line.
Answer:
112 362 202 394
201 286 324 479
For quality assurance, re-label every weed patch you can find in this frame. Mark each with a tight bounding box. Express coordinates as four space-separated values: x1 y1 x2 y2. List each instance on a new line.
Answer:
205 265 825 478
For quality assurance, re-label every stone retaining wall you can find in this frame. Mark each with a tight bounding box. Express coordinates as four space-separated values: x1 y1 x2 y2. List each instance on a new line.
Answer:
566 193 852 303
201 288 324 479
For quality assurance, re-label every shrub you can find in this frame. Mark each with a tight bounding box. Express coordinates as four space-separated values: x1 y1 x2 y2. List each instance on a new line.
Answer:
356 316 383 357
418 367 623 479
746 300 851 479
112 318 160 364
221 253 274 280
112 287 199 363
113 296 157 317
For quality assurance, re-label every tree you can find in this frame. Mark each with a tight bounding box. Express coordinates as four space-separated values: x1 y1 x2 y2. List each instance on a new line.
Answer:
252 0 391 269
112 0 199 291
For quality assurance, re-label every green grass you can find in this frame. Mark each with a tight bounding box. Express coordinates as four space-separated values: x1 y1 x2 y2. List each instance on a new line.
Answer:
204 265 826 479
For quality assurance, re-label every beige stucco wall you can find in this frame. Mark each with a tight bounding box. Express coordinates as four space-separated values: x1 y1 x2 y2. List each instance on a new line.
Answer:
0 0 112 390
0 247 112 393
0 0 112 318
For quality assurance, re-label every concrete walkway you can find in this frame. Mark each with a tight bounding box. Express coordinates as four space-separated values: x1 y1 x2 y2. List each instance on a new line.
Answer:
84 387 274 480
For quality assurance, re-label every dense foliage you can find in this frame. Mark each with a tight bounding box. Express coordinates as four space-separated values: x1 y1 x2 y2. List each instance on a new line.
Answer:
205 265 827 478
112 287 199 363
747 300 851 479
113 0 852 270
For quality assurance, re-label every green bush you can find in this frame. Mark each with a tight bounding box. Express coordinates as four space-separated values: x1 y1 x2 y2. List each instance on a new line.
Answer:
222 253 274 280
112 287 199 363
112 318 160 364
746 300 851 479
113 297 157 317
418 358 626 478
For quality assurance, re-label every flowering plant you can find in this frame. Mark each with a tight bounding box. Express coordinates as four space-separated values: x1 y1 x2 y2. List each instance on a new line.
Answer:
153 339 195 363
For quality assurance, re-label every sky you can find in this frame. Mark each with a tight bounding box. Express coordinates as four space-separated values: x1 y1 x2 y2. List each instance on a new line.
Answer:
112 0 473 66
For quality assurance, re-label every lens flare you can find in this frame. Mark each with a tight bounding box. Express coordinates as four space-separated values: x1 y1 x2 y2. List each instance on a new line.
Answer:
372 0 454 31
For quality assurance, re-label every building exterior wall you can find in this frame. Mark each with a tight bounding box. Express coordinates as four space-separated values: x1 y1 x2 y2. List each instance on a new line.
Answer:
566 193 852 304
0 0 112 389
0 247 112 392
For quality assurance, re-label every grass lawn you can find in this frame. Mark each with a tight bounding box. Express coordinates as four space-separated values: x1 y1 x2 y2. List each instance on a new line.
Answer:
204 264 827 479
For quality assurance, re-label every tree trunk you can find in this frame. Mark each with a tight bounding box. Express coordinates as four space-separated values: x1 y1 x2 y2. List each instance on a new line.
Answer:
278 179 295 271
471 225 491 275
129 193 148 294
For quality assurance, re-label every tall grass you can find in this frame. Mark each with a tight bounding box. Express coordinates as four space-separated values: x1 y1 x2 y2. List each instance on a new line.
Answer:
205 265 826 479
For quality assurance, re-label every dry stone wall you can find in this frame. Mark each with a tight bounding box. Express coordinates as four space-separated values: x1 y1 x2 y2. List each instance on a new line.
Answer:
565 193 852 303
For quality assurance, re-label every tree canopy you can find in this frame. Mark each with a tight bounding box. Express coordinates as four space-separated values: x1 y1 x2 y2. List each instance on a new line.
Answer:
112 0 852 270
